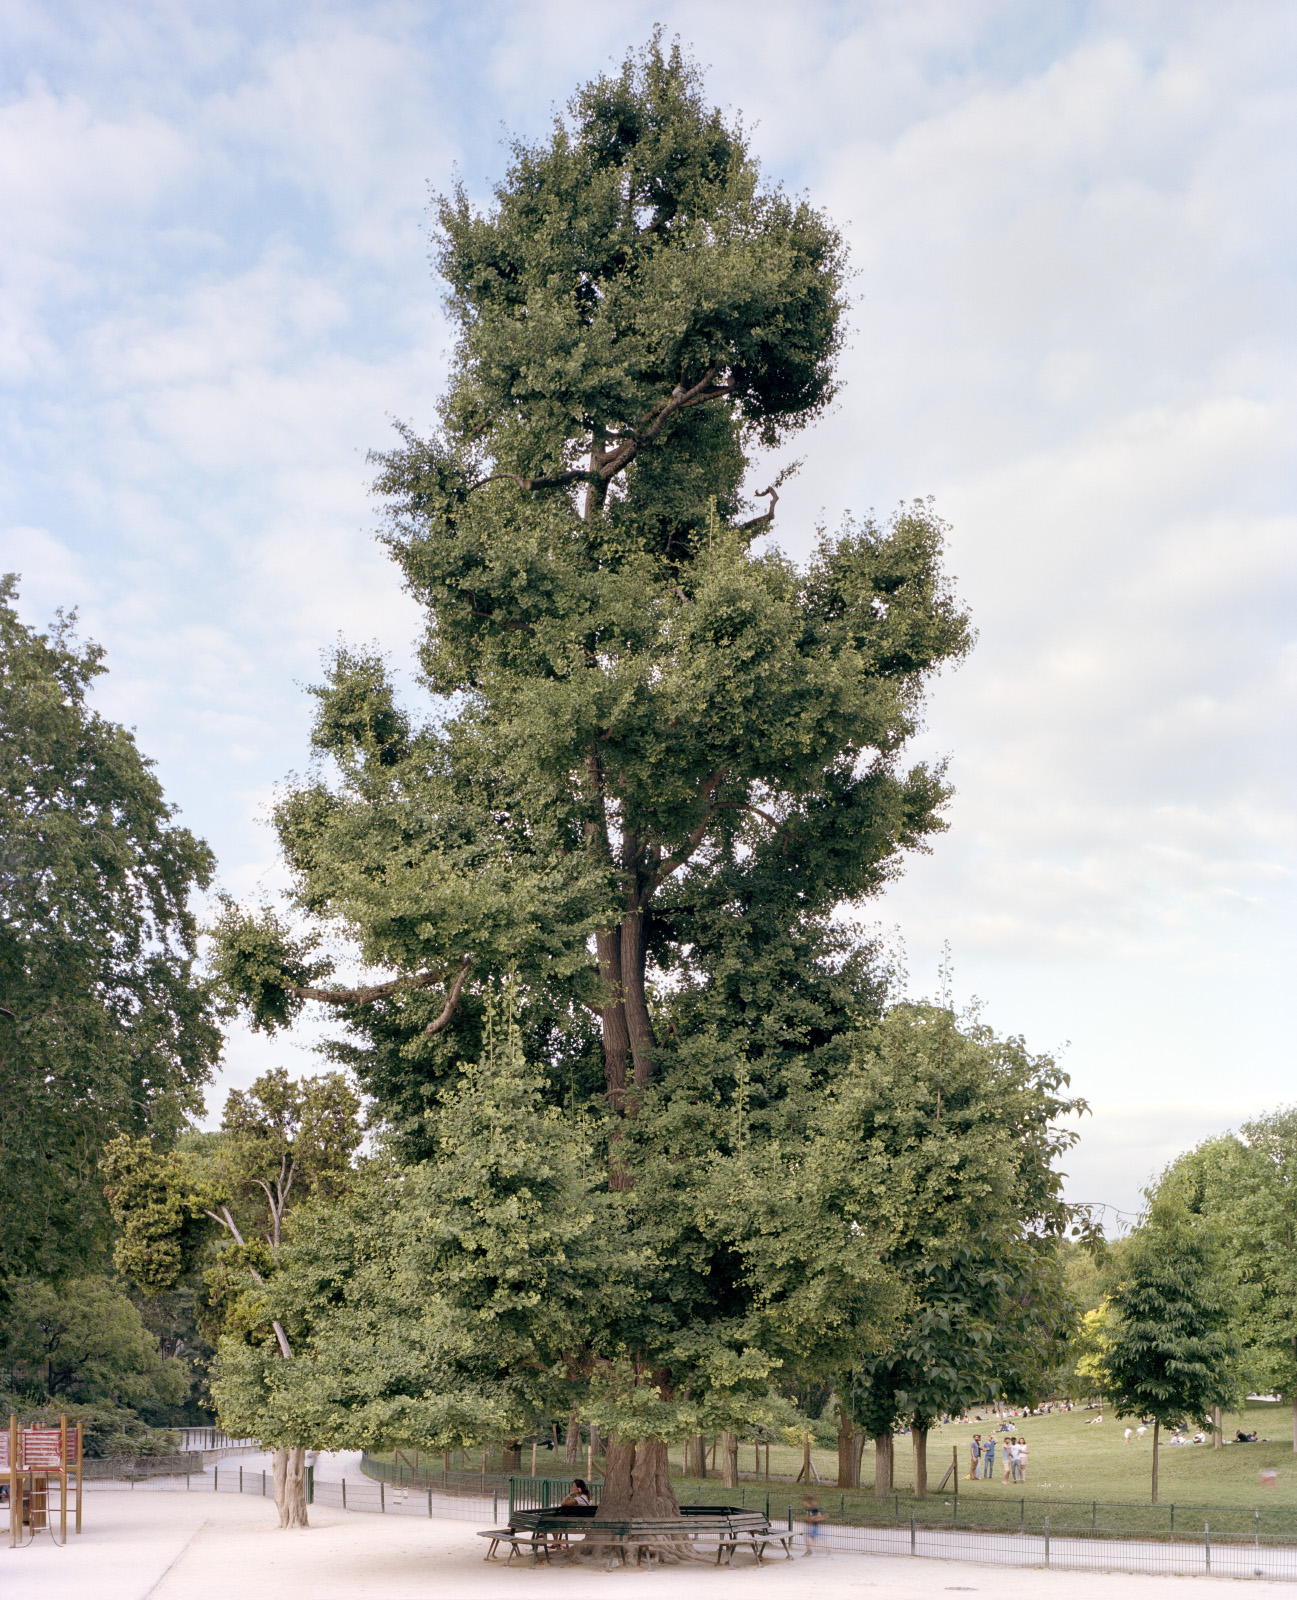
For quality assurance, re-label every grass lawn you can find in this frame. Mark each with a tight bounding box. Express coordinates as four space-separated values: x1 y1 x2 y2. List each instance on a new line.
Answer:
366 1400 1297 1533
666 1400 1297 1534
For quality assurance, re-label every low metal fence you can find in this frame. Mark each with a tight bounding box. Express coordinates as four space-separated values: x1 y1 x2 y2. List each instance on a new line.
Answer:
115 1465 1297 1580
803 1517 1297 1580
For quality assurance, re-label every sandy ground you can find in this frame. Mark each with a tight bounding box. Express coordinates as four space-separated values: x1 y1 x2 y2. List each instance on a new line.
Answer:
3 1490 1295 1600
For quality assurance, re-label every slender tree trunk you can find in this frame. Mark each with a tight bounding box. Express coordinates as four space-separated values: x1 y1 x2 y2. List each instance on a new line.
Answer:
912 1424 928 1499
874 1432 892 1498
1291 1393 1296 1455
273 1446 309 1528
619 903 656 1088
852 1430 866 1489
595 927 630 1103
1213 1404 1222 1452
685 1435 707 1478
837 1409 854 1488
1151 1419 1159 1505
720 1431 739 1489
565 1413 581 1465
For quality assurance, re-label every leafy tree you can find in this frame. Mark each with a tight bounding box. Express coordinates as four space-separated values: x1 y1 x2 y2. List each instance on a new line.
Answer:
770 1004 1081 1494
1153 1114 1297 1447
0 576 220 1287
210 34 969 1150
1071 1304 1107 1399
205 33 973 1521
211 993 615 1460
102 1067 362 1526
1105 1198 1238 1503
0 1276 189 1414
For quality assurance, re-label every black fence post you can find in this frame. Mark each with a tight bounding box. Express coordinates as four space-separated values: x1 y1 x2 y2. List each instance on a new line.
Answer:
1044 1514 1050 1567
307 1466 314 1505
910 1511 916 1556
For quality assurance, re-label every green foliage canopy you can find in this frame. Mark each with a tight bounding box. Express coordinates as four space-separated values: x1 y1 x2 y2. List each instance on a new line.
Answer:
211 35 971 1156
0 576 220 1286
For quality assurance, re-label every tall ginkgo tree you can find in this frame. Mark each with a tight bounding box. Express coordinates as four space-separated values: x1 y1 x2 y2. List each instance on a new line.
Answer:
210 34 974 1519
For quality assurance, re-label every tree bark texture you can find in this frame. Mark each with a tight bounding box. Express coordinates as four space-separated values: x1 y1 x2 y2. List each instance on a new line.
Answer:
594 1437 681 1519
685 1434 707 1478
587 1437 698 1562
836 1411 861 1488
873 1432 892 1498
720 1431 739 1489
273 1446 309 1529
1151 1419 1160 1505
912 1424 928 1499
565 1413 581 1465
1213 1403 1222 1451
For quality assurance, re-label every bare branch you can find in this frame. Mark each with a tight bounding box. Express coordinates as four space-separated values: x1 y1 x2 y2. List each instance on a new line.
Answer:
204 1204 248 1248
736 483 779 533
424 959 473 1035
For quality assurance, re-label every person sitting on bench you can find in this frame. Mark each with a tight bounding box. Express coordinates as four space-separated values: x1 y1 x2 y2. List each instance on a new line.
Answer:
561 1478 592 1506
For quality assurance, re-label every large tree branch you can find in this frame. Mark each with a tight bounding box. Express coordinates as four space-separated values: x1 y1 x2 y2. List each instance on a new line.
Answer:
712 801 784 831
651 768 727 888
424 959 473 1035
285 967 455 1006
205 1205 294 1357
468 367 730 504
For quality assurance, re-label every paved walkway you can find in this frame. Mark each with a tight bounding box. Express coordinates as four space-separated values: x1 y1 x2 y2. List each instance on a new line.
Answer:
4 1490 1295 1600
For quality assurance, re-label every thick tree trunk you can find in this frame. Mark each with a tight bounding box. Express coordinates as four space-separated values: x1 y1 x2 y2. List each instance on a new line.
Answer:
837 1410 855 1488
595 1437 681 1519
685 1434 707 1478
852 1429 866 1488
1151 1419 1160 1505
874 1432 892 1497
503 1440 522 1471
720 1431 739 1489
912 1424 928 1499
586 1436 699 1562
273 1446 309 1529
565 1413 581 1465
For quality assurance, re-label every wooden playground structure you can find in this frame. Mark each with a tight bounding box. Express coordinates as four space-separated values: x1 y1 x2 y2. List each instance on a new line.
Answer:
3 1415 83 1546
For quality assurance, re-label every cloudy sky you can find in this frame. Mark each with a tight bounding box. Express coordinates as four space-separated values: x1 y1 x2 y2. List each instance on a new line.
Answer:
3 0 1293 1222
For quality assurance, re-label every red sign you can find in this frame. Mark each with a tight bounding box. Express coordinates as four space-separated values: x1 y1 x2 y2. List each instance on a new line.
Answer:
22 1430 63 1470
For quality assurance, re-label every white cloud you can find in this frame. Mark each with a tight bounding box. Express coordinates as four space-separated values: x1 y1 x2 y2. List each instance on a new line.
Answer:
1 0 1292 1184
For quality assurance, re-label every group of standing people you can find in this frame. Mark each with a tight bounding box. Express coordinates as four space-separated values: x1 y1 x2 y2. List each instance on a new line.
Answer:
967 1433 1029 1483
